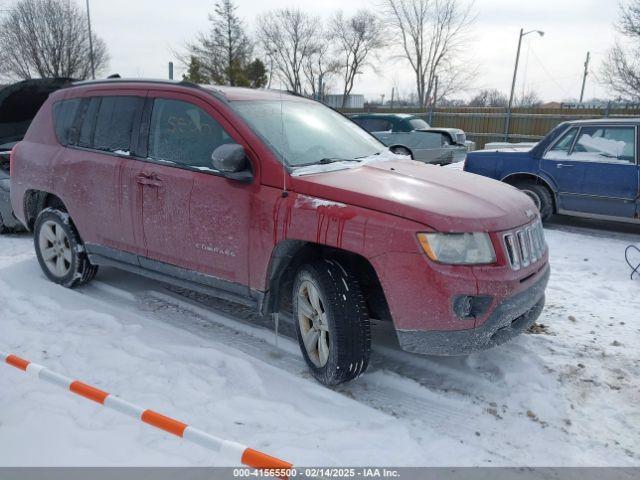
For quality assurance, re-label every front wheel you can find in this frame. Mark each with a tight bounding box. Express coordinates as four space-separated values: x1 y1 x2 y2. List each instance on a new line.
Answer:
514 181 554 221
34 208 98 288
292 259 371 386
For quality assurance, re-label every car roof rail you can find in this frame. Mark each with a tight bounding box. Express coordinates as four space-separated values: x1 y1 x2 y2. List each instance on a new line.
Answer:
61 78 230 103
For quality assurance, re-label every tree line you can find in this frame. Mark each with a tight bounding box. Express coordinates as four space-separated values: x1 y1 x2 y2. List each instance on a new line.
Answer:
181 0 476 108
1 0 640 105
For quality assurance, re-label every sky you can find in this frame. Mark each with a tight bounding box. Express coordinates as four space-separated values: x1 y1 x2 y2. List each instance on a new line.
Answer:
2 0 621 102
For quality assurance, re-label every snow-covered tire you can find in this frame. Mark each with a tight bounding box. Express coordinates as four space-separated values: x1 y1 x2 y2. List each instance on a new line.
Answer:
34 208 98 288
514 181 554 221
390 146 413 158
292 259 371 386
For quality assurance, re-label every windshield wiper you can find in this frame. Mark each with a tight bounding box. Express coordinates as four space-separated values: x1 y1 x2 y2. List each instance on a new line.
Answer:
295 157 361 167
354 151 384 160
318 157 361 164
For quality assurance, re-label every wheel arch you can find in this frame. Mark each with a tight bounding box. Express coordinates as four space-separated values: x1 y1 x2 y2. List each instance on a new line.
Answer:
501 173 558 212
262 240 391 322
389 144 413 157
23 190 67 230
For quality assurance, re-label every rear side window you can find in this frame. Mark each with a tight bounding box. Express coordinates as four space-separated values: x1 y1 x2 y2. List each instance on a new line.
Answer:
92 96 143 154
53 99 82 146
78 98 100 149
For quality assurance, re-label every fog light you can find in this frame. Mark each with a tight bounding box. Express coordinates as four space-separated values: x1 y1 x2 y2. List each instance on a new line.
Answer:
452 295 493 320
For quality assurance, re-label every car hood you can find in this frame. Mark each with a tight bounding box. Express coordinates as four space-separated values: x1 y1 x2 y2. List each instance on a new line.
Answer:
290 158 536 232
487 147 534 153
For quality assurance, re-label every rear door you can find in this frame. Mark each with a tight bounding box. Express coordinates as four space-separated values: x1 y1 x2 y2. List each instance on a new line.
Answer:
53 93 145 251
541 124 638 219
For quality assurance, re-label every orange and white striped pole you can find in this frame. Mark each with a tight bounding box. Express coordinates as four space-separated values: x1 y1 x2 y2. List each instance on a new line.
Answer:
1 351 293 476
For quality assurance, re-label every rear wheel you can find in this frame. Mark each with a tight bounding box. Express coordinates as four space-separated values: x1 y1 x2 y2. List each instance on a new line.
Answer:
292 259 371 386
514 181 554 221
34 208 98 288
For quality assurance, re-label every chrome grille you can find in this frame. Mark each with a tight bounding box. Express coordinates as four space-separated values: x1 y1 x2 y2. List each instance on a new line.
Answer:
503 220 546 270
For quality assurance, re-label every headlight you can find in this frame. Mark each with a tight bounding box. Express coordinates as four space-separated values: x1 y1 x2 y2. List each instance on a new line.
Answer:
417 232 496 265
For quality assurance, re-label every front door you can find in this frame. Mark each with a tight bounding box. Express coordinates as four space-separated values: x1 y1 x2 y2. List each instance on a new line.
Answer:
541 124 638 219
137 93 252 290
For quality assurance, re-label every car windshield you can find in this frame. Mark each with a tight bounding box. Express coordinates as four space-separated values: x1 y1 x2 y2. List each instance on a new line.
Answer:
232 100 384 167
409 118 430 130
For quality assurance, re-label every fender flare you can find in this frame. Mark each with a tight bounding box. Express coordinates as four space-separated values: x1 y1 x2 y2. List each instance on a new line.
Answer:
501 172 559 210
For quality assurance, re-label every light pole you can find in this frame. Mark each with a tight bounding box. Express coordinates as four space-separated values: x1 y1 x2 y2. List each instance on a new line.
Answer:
504 28 544 141
86 0 96 80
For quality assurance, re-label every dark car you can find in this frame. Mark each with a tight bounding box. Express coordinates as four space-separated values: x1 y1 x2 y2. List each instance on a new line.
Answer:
11 79 548 386
0 78 73 233
351 113 471 165
464 119 640 223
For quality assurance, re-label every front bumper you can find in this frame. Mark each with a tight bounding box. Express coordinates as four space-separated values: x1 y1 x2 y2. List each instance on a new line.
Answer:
396 265 549 355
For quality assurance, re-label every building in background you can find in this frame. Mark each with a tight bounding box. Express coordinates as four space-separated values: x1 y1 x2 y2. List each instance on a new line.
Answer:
323 94 365 109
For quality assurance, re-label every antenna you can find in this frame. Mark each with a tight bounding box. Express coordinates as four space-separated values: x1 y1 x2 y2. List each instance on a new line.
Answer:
279 90 288 198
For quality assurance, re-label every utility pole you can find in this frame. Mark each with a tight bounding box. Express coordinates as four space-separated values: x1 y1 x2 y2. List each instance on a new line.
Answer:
580 51 591 104
390 87 395 109
505 28 544 141
429 75 439 125
168 62 174 80
267 51 274 89
86 0 96 79
317 73 324 102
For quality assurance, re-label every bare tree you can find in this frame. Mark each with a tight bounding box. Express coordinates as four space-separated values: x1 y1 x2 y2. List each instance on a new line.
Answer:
602 1 640 100
382 0 475 107
0 0 108 80
515 90 542 108
186 0 253 86
257 8 321 94
330 10 386 108
468 88 508 107
303 40 340 99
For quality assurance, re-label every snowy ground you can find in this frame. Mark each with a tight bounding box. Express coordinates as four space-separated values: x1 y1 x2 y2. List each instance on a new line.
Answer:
1 219 639 467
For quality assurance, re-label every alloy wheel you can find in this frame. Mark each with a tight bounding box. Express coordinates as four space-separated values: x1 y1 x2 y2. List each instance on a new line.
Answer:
297 280 330 368
38 220 72 277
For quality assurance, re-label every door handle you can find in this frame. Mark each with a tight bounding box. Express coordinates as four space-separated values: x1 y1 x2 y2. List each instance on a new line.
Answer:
556 164 574 168
136 173 162 187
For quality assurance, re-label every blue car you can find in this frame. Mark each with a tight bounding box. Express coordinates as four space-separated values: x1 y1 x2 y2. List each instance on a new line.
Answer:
464 119 640 223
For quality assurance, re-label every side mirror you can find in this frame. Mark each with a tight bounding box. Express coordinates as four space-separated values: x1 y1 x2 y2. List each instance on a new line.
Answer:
211 144 253 182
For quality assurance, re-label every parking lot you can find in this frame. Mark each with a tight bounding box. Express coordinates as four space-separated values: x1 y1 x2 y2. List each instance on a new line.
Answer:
1 216 638 467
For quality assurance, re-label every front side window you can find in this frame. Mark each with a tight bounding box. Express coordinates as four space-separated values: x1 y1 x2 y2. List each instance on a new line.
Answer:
53 99 82 146
544 127 578 159
573 126 636 163
233 100 384 167
148 99 237 169
93 96 144 153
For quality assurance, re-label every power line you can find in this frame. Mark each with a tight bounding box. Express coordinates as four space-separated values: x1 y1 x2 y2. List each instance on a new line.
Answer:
529 48 573 98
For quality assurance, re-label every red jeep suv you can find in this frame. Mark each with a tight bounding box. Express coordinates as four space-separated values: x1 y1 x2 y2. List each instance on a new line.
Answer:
10 80 549 386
